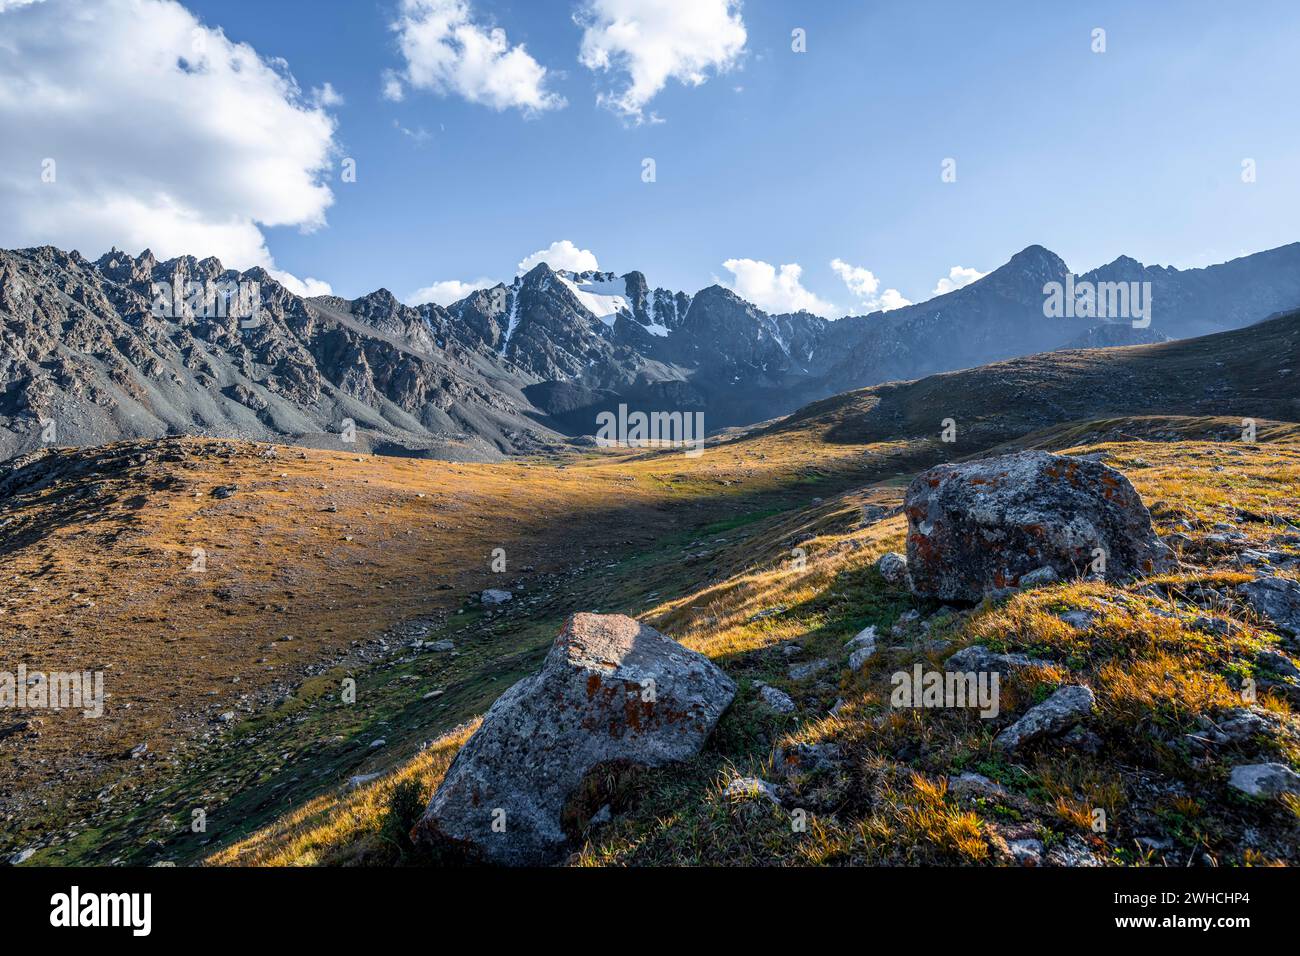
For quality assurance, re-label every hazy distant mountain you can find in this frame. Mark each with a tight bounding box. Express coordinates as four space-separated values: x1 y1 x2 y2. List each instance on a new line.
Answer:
2 240 1298 461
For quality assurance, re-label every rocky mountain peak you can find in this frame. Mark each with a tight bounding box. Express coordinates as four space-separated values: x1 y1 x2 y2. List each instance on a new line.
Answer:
1001 244 1069 279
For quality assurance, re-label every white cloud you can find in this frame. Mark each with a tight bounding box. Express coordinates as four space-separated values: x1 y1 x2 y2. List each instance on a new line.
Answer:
517 240 600 274
381 69 406 101
874 288 913 311
312 82 343 107
932 265 988 296
0 0 338 280
576 0 747 121
722 259 836 317
829 258 881 300
830 258 911 312
405 277 496 306
271 270 333 298
388 0 565 114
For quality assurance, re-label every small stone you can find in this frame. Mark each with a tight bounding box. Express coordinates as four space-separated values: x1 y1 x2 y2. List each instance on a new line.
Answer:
1061 725 1103 754
845 625 877 670
848 647 875 671
1256 649 1300 678
875 552 909 587
1192 616 1231 637
944 644 1033 674
1057 609 1097 630
772 742 841 779
995 685 1095 751
8 849 35 865
1007 838 1044 866
1136 835 1174 851
788 658 831 681
757 684 796 714
1046 836 1104 867
1018 566 1059 588
949 772 1007 796
1227 762 1300 798
891 609 921 638
480 589 513 605
1239 576 1300 636
724 777 781 804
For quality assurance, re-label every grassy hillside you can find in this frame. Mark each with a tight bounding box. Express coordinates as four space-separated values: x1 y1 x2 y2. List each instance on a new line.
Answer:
777 309 1300 449
207 421 1300 867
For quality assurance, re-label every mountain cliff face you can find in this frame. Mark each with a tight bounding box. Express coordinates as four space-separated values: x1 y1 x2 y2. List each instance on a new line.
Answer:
2 241 1298 461
0 246 555 462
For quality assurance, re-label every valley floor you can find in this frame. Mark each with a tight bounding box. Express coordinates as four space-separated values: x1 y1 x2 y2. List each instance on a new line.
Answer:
3 416 1299 866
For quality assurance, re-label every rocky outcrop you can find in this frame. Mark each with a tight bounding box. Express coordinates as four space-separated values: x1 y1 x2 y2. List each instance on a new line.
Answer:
904 452 1169 601
412 613 735 865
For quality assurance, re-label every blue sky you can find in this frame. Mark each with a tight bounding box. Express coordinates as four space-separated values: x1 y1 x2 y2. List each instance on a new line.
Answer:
3 0 1299 314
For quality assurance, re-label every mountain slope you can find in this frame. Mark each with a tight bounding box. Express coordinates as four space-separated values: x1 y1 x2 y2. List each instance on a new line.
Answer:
776 308 1300 451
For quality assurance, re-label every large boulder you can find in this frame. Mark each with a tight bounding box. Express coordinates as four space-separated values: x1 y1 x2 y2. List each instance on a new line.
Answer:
904 451 1168 601
412 613 735 865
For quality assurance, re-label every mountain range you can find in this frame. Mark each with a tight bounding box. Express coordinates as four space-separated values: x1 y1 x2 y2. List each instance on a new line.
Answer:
3 240 1299 461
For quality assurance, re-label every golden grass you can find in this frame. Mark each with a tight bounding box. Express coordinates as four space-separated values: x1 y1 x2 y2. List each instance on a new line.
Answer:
1095 654 1242 726
207 720 478 867
866 772 990 863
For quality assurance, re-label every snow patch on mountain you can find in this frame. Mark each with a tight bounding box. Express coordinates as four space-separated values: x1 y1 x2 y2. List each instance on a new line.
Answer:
500 285 522 353
556 272 629 326
641 287 669 336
